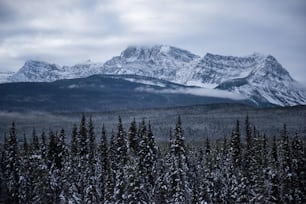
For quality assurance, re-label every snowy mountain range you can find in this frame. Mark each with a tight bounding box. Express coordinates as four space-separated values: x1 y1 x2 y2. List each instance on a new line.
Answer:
1 45 306 107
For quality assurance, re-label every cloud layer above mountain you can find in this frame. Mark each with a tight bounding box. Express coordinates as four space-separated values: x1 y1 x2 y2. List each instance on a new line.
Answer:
0 0 305 84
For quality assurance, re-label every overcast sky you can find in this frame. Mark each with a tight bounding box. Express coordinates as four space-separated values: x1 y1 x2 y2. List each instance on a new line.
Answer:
0 0 305 84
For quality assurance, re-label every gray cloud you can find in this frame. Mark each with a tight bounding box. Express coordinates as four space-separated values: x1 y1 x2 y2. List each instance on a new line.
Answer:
136 87 247 100
136 88 246 100
0 0 305 84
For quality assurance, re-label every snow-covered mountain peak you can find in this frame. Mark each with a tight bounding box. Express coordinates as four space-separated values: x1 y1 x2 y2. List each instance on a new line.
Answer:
103 45 200 81
23 60 61 71
120 45 199 63
8 60 63 82
249 54 293 82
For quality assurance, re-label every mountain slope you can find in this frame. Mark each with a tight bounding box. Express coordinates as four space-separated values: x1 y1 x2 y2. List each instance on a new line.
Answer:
216 55 306 106
0 74 254 112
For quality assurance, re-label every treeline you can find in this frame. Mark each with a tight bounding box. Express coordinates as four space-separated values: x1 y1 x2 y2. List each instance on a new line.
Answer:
0 114 305 203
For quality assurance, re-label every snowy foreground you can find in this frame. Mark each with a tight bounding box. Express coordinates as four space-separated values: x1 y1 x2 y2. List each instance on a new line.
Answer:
1 114 305 203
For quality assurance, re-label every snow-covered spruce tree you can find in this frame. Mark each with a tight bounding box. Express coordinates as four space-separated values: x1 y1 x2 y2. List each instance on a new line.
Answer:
47 129 61 203
84 116 99 203
291 133 306 202
116 116 128 166
40 130 47 164
189 161 201 204
242 115 252 201
32 128 39 152
128 118 138 155
126 156 145 203
98 124 109 203
211 139 228 203
105 130 116 203
262 133 270 201
79 113 88 159
88 116 96 169
147 122 158 186
19 134 30 203
113 116 128 202
78 113 88 201
154 153 168 203
219 135 233 203
231 120 241 169
6 122 20 203
57 128 74 203
280 124 293 203
228 120 244 203
167 116 191 203
268 135 281 203
66 124 82 203
241 116 266 202
0 134 10 203
251 131 265 203
136 120 158 201
70 124 78 160
26 130 52 203
23 129 42 203
204 136 214 202
47 130 57 169
1 134 9 181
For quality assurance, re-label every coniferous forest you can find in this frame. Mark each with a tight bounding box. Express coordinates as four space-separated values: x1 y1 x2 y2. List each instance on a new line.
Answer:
0 114 305 203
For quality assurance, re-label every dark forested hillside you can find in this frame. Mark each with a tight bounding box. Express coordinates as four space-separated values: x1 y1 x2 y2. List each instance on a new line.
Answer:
0 75 256 112
0 114 305 203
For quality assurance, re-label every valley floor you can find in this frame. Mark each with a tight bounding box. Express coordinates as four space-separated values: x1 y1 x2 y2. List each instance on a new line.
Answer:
0 104 305 141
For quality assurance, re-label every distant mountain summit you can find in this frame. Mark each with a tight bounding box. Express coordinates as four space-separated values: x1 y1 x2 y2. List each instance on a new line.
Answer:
7 59 103 82
102 45 200 83
8 60 63 82
2 45 306 106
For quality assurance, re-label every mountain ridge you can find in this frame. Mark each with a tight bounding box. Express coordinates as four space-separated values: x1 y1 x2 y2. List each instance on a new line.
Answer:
1 45 306 106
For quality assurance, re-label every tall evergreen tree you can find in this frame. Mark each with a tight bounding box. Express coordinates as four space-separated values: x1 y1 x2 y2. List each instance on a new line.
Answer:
291 133 306 202
32 128 39 152
78 113 88 202
231 120 241 168
116 116 128 165
113 117 128 203
154 156 168 203
105 130 116 203
79 113 88 158
280 124 293 203
228 120 243 203
99 124 109 202
128 118 138 155
70 124 78 159
7 122 20 203
19 134 30 203
168 116 191 203
88 116 96 167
